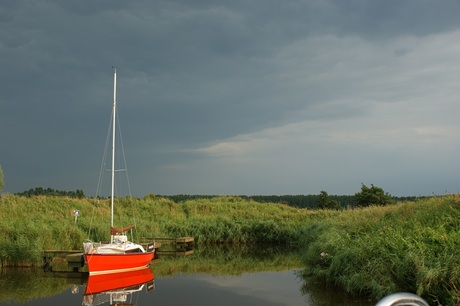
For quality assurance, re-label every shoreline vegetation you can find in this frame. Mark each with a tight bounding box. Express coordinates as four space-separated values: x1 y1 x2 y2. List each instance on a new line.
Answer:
0 193 458 305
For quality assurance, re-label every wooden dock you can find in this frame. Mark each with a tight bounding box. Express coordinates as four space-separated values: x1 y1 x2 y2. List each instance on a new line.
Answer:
43 250 84 272
43 237 194 271
149 237 195 257
150 237 195 256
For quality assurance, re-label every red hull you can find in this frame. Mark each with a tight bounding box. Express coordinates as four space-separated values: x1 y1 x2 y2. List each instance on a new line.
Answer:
84 252 154 275
85 267 154 295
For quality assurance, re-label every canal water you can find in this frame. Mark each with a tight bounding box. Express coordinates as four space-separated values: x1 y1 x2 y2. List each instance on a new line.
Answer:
0 246 374 306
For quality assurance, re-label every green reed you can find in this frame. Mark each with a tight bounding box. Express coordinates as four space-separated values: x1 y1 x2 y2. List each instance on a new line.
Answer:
0 194 312 265
300 195 460 305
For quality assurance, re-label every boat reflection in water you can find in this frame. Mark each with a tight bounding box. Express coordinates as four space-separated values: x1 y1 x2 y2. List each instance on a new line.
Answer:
82 267 154 306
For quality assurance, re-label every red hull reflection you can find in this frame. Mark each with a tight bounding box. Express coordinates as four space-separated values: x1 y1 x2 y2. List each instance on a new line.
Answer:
83 267 154 306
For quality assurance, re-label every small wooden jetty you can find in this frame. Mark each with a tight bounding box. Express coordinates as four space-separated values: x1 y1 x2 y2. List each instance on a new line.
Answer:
150 237 195 257
43 237 194 271
43 250 84 272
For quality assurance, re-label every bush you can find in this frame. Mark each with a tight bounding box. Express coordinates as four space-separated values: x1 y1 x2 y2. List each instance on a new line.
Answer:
317 190 341 210
354 183 392 207
0 164 4 193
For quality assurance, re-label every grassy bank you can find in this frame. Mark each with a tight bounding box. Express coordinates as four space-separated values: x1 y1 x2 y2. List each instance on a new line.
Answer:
0 193 458 304
0 194 314 265
300 195 460 305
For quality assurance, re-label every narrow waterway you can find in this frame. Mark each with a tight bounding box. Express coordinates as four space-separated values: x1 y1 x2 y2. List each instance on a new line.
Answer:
0 246 374 306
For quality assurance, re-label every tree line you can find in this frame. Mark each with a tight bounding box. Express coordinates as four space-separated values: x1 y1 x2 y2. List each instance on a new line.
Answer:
15 187 85 198
161 193 357 209
160 184 421 209
11 183 422 209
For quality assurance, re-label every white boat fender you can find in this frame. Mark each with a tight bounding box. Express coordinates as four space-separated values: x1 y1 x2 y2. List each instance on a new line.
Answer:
375 292 429 306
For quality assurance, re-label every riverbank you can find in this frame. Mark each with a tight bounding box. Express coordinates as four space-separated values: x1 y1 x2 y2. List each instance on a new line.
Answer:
0 194 313 264
300 195 460 305
0 193 458 304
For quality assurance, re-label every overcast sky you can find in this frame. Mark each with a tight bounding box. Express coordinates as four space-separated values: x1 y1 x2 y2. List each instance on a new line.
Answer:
1 0 460 197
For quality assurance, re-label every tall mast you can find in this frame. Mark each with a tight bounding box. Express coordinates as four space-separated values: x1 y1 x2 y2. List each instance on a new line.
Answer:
111 68 117 229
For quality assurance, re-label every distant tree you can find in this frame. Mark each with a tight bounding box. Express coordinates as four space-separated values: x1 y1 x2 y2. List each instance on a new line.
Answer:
0 164 4 193
75 189 85 199
354 183 393 207
317 190 341 210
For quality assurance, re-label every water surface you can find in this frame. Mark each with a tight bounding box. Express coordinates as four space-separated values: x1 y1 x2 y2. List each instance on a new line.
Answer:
0 246 374 306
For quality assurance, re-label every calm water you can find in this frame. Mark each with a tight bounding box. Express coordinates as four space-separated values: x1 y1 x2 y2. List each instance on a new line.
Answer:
0 246 374 306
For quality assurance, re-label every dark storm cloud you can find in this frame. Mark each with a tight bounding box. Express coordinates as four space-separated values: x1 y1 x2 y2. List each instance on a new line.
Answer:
1 0 460 196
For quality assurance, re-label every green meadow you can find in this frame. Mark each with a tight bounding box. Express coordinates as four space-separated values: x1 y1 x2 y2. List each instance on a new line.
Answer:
0 194 458 304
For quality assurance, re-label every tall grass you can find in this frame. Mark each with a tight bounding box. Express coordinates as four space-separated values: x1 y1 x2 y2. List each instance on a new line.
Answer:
300 195 460 305
0 194 312 265
1 193 458 304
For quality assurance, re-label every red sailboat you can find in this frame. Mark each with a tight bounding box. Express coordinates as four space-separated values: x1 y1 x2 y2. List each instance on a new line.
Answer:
83 69 155 275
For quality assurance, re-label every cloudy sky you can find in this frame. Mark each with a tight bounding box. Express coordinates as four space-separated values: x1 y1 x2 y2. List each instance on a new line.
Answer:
1 0 460 197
